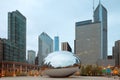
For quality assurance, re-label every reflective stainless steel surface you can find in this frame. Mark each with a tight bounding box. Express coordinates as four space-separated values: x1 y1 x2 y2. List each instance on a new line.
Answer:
43 51 81 77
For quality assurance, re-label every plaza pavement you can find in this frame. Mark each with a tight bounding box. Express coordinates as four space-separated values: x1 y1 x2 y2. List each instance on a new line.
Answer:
0 76 120 80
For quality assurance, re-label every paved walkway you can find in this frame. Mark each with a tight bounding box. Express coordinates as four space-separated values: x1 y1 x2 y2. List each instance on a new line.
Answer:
0 76 120 80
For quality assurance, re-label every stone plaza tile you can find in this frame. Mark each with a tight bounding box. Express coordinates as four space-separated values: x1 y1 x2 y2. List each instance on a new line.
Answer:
0 76 119 80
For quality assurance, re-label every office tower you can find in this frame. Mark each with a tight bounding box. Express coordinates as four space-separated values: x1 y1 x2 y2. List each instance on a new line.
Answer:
8 10 26 62
61 42 72 52
75 1 108 65
94 1 107 59
75 20 101 64
54 36 59 51
38 32 53 66
28 50 36 64
112 40 120 66
2 39 13 61
0 38 3 61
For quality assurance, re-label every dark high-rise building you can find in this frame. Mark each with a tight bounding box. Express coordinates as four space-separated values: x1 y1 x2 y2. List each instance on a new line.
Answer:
0 38 3 61
94 1 107 59
112 40 120 66
61 42 72 52
2 39 14 61
0 38 19 62
8 10 26 62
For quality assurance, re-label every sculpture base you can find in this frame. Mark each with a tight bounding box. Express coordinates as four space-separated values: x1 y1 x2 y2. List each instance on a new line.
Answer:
44 67 79 78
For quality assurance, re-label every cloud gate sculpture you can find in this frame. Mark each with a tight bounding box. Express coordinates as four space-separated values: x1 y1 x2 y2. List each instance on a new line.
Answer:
43 51 81 77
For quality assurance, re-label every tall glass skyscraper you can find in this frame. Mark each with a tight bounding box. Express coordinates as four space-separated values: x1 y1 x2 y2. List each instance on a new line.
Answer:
38 32 53 66
8 10 26 62
94 1 107 59
54 36 59 51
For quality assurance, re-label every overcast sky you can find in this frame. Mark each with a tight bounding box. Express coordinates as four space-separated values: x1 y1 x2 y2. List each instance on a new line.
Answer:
0 0 120 56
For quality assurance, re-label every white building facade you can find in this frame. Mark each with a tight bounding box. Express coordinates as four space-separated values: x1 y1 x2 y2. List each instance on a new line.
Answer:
28 50 36 64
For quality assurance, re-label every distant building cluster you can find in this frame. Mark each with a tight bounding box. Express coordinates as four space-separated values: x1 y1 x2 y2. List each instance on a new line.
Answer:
0 10 72 67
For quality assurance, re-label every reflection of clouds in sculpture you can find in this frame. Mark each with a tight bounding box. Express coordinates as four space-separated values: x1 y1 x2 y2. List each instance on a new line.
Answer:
43 51 81 77
43 51 80 68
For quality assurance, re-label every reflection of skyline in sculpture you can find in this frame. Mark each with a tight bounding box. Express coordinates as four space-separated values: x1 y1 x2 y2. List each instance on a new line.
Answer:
43 51 80 68
43 51 81 77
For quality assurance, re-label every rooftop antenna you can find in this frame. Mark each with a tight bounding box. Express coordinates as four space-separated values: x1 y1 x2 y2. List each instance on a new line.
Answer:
93 0 95 22
99 0 101 4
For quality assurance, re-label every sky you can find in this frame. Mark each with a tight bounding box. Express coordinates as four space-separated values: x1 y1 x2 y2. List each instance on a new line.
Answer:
0 0 120 56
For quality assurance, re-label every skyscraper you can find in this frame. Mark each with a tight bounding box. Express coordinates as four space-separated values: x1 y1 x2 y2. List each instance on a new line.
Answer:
8 10 26 62
75 20 101 64
75 1 108 65
38 32 53 66
54 36 59 51
94 1 107 59
28 50 36 64
112 40 120 66
61 42 72 52
0 38 3 61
